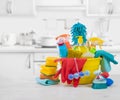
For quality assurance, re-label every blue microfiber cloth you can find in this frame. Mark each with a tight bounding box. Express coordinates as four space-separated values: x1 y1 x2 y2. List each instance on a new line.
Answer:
58 44 68 57
36 77 60 86
100 57 111 72
94 50 118 64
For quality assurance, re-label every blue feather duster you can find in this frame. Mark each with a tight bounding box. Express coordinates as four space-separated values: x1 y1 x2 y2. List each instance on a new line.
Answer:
70 22 87 45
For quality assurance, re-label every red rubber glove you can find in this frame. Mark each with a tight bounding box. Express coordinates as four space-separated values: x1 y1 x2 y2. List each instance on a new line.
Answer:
66 58 87 87
65 59 74 80
54 58 74 83
54 58 87 87
54 58 68 82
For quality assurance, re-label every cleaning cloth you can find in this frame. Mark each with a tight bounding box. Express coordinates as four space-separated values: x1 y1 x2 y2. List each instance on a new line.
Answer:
40 73 59 81
100 57 111 72
94 50 118 64
36 77 60 86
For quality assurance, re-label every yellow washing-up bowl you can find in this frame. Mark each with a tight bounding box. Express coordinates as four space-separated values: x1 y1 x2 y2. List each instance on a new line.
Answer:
79 58 101 84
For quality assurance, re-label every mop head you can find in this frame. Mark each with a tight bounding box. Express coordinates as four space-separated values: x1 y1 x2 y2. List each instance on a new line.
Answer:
71 22 87 45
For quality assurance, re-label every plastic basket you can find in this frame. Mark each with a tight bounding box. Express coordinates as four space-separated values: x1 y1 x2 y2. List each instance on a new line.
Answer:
79 58 101 84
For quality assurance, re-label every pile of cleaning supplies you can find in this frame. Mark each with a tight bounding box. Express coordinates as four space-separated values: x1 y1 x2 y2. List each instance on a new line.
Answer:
36 22 118 89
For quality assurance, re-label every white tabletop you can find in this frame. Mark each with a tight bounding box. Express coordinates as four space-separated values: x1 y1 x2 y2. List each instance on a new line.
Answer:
0 75 120 100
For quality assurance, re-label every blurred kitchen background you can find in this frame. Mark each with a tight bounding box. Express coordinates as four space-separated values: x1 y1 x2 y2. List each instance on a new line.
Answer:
0 1 120 100
0 0 120 46
0 0 120 80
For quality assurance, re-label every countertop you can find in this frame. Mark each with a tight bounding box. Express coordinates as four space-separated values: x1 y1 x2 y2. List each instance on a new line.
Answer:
101 45 120 53
0 75 120 100
0 45 58 53
0 45 120 53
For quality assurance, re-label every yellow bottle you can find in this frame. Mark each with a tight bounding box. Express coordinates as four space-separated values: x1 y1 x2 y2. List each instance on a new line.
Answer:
73 36 89 53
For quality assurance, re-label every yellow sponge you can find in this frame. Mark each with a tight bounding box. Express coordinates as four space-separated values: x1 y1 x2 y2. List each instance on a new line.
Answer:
45 57 58 67
40 64 57 76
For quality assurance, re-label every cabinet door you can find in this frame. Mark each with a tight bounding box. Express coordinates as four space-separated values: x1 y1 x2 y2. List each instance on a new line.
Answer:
87 0 120 17
0 53 34 81
110 53 120 75
87 0 107 16
36 0 85 6
12 0 35 16
0 0 8 15
34 62 42 77
112 0 120 16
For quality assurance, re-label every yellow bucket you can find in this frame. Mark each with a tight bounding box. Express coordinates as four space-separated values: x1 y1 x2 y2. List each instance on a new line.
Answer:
79 58 101 84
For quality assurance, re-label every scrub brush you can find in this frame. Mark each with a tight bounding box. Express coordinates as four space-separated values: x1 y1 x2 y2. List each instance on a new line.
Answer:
92 79 107 89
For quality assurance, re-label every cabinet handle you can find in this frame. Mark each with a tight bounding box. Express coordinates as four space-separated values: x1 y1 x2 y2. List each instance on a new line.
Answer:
25 54 31 69
28 54 31 69
7 0 12 14
81 0 83 4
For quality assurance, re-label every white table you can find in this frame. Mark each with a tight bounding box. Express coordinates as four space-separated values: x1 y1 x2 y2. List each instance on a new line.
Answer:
0 75 119 100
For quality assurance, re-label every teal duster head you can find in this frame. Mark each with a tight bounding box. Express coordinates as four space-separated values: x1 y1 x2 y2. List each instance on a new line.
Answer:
70 22 87 45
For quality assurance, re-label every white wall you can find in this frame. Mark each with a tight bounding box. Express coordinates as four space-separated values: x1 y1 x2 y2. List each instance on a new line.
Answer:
0 9 120 44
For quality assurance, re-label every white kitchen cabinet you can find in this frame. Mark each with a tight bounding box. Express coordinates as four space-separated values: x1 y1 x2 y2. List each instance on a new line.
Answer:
109 52 120 75
35 0 85 6
0 53 34 81
87 0 120 17
0 47 59 80
33 52 58 76
11 0 36 16
0 0 10 15
0 0 35 16
35 0 86 11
